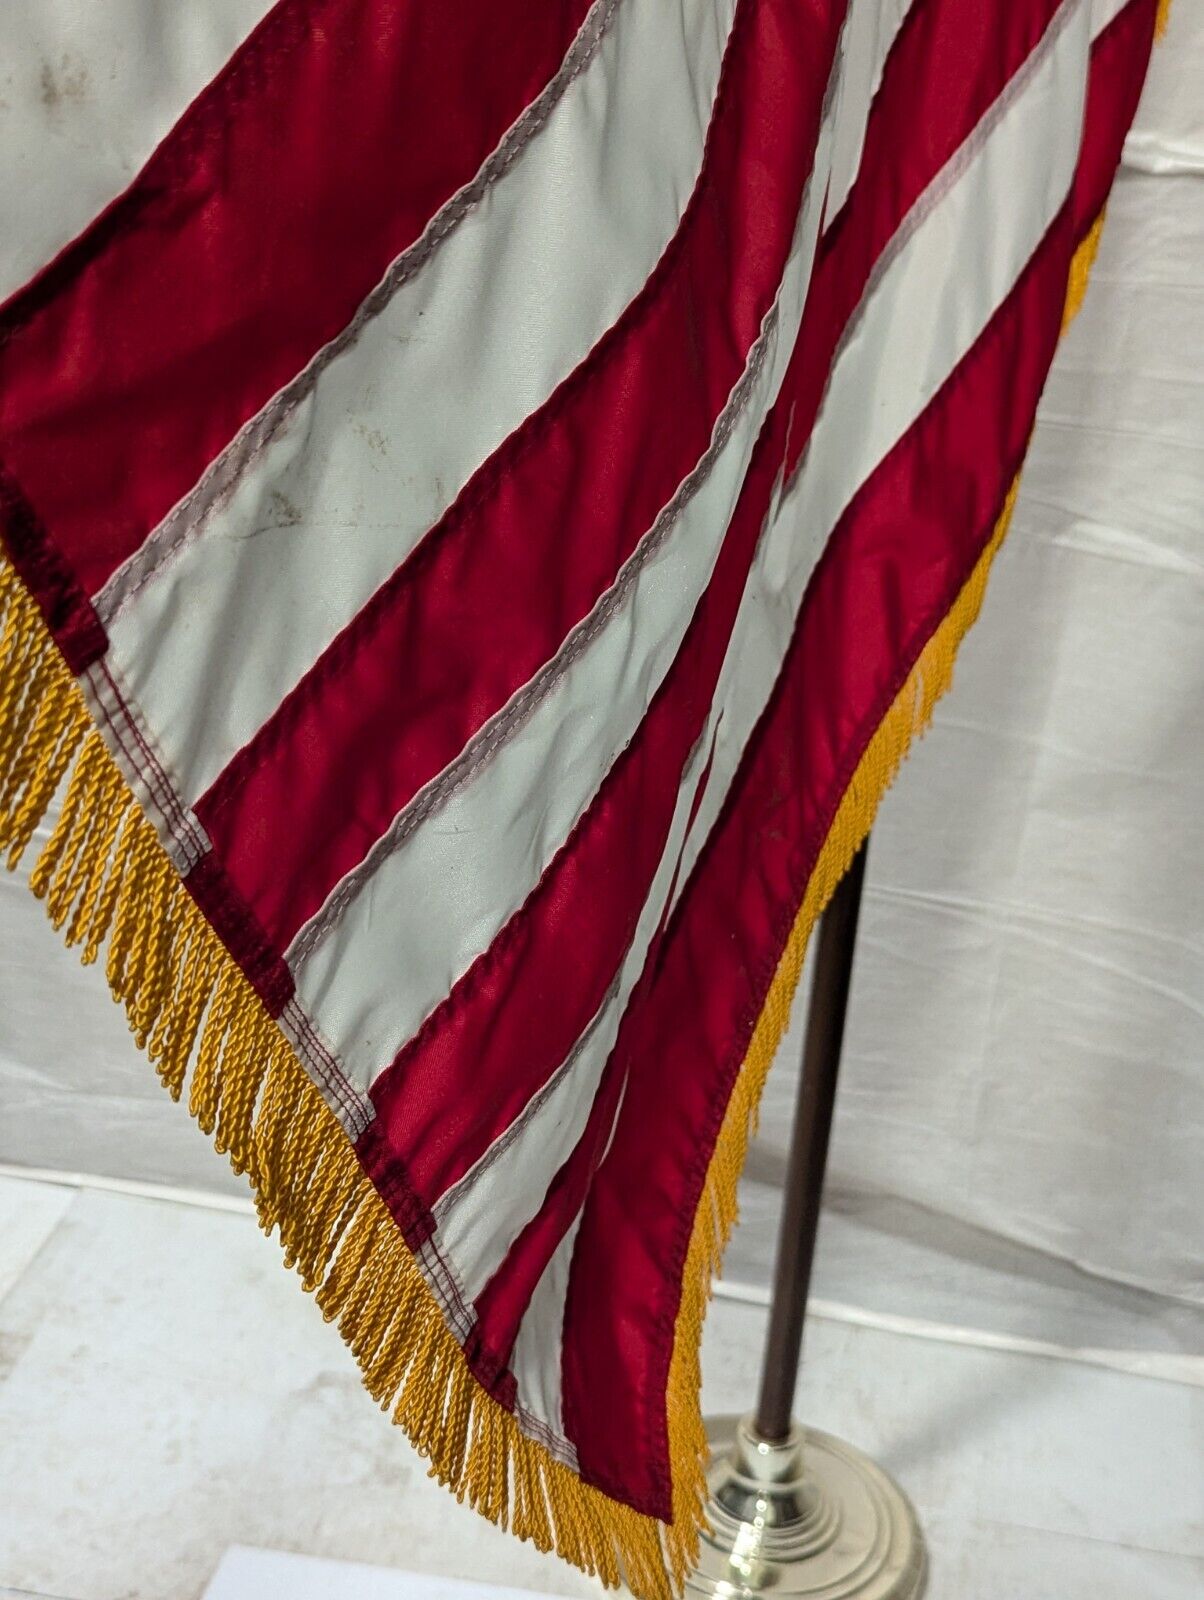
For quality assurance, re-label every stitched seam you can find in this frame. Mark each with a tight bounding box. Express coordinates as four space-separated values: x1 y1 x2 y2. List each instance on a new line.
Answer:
431 721 706 1220
514 1405 578 1466
202 0 760 821
85 663 209 871
433 969 626 1228
638 196 1079 1520
788 0 1084 499
369 650 717 1153
418 1236 476 1342
287 299 778 969
95 0 625 625
283 1002 363 1129
819 0 938 241
88 673 183 843
0 0 319 341
96 663 206 859
280 998 368 1132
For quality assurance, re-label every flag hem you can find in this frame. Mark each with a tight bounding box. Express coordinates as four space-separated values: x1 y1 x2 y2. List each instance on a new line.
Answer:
0 207 1107 1598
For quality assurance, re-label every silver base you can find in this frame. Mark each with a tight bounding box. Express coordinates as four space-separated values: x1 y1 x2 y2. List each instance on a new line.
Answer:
684 1415 926 1599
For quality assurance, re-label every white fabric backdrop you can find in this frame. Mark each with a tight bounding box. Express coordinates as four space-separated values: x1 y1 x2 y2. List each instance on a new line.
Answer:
1 2 1200 1364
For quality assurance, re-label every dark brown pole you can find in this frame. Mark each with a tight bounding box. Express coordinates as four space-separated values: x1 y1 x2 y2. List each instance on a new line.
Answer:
752 838 869 1442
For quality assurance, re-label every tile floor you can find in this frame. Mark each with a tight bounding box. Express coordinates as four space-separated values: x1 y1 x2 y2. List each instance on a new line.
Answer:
0 1174 1200 1600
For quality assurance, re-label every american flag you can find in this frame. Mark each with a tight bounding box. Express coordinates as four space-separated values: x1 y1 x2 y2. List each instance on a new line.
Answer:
0 0 1159 1592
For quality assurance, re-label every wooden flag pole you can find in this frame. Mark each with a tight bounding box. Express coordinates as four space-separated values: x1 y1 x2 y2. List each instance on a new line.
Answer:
753 838 868 1441
685 835 928 1599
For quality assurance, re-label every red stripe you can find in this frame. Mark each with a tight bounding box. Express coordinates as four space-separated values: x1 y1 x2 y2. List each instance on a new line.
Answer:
362 408 788 1218
0 0 595 602
572 209 1077 1517
558 0 1158 1513
367 0 1076 1387
357 0 848 1226
0 469 105 672
788 0 1066 479
470 1031 629 1373
194 0 838 956
1070 0 1158 232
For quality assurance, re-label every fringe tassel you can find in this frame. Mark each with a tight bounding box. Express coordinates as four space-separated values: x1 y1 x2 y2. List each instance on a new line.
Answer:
1063 210 1105 331
656 204 1115 1584
0 557 678 1600
654 480 1018 1590
0 208 1111 1598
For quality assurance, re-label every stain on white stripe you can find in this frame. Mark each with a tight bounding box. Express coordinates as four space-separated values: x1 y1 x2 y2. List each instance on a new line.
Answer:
672 0 1095 908
292 94 839 1098
102 0 739 806
0 0 274 300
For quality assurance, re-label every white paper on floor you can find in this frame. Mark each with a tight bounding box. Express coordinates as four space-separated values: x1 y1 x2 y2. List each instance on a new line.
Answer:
204 1546 578 1600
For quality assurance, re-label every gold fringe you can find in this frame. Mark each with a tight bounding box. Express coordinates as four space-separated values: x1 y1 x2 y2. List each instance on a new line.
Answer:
0 557 678 1599
658 202 1116 1581
1063 210 1105 331
0 208 1111 1597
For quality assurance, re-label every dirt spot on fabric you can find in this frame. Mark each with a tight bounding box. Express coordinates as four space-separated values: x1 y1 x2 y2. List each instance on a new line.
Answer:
40 56 91 115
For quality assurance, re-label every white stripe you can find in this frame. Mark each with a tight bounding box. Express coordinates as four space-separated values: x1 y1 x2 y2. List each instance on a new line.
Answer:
1091 0 1139 36
672 0 1095 910
0 1 274 301
824 0 918 226
292 98 840 1098
507 1070 632 1439
823 0 1130 234
472 2 1106 1408
102 0 739 805
430 727 711 1303
508 1216 583 1446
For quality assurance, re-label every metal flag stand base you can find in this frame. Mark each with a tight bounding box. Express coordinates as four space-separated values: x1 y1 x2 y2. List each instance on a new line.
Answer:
685 840 927 1600
686 1417 925 1599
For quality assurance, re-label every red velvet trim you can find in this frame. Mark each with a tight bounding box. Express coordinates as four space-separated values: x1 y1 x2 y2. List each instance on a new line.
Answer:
0 0 596 600
195 0 840 956
356 1120 437 1247
0 465 106 673
463 1326 520 1411
184 853 295 1016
